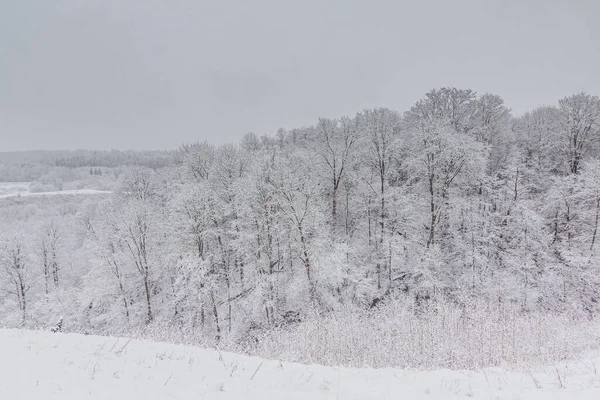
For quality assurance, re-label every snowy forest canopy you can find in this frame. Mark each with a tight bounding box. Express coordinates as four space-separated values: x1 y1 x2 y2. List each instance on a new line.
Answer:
2 88 600 367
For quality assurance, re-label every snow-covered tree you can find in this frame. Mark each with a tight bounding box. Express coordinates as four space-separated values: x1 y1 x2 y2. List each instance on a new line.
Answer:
558 93 600 174
0 234 32 326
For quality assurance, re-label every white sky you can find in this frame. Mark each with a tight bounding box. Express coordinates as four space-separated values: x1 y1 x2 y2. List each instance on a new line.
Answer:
1 0 599 151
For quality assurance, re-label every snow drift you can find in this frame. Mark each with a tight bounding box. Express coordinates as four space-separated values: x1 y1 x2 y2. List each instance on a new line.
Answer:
1 329 599 399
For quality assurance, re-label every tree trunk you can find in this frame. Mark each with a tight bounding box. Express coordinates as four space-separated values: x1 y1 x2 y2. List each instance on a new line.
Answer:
16 277 26 327
552 210 559 244
210 291 221 342
52 258 59 286
345 189 350 237
332 176 338 220
428 172 436 248
591 197 600 252
43 253 49 295
118 277 130 320
380 173 385 242
367 197 372 246
299 226 316 300
143 274 153 323
226 274 232 333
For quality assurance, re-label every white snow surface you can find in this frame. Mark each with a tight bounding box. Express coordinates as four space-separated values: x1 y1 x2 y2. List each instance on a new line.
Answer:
0 189 112 199
1 329 599 399
0 182 31 196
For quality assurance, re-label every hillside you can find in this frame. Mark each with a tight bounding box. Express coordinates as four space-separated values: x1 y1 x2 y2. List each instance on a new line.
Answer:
1 329 599 399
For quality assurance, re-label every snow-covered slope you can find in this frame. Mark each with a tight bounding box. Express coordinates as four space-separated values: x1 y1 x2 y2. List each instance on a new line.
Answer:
1 329 599 399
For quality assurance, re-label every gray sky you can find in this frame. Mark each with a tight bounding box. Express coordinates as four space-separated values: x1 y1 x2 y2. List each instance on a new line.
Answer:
1 0 599 151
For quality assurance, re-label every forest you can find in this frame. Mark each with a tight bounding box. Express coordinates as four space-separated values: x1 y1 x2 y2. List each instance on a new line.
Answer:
1 88 600 369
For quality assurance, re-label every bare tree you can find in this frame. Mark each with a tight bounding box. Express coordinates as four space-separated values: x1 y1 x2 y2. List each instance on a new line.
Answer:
472 93 511 144
269 153 322 302
114 168 163 324
121 201 157 324
39 220 61 293
358 108 401 289
119 167 159 202
558 93 600 174
1 235 32 327
250 173 280 325
514 106 561 176
87 208 131 321
241 132 262 153
409 121 484 247
311 116 360 224
177 141 216 181
405 87 477 134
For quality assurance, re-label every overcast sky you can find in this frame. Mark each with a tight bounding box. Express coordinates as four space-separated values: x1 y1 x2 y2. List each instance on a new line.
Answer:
1 0 599 151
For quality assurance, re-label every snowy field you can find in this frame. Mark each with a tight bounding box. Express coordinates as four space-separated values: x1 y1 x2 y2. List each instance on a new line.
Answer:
1 329 599 400
0 182 111 199
0 182 31 196
0 188 112 199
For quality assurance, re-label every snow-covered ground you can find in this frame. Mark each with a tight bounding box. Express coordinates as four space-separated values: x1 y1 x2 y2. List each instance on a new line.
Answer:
1 329 599 399
0 182 31 196
0 188 111 199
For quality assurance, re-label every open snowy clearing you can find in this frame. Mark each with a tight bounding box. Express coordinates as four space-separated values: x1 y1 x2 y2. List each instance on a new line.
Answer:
1 329 599 399
0 182 31 195
0 188 112 199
